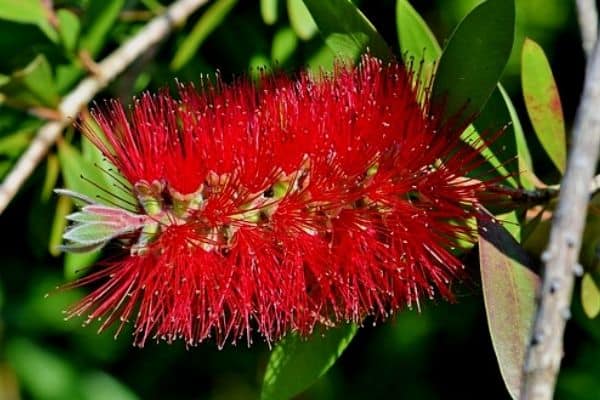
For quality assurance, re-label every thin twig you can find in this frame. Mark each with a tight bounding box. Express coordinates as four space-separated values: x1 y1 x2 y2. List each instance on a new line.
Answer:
0 0 209 215
575 0 599 59
520 30 600 400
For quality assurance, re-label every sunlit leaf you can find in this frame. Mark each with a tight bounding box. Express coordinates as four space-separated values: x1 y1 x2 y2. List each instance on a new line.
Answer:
81 372 139 400
261 324 357 400
42 153 61 202
1 54 59 108
6 339 79 400
395 0 440 84
302 0 390 62
0 0 58 42
80 0 125 56
521 38 566 174
171 0 238 71
261 0 279 25
497 85 540 189
57 9 80 53
479 218 540 399
582 273 600 319
288 0 317 41
272 27 299 64
432 0 515 122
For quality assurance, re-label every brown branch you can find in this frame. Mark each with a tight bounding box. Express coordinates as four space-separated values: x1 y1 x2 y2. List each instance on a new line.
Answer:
0 0 209 215
520 27 600 400
575 0 599 59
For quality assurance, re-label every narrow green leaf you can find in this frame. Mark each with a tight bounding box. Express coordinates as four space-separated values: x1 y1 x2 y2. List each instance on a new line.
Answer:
42 153 60 202
0 0 58 42
395 0 440 83
80 0 125 56
261 0 279 25
81 372 139 400
582 273 600 319
432 0 515 122
171 0 238 71
394 0 528 190
1 54 60 108
261 324 357 400
57 9 80 53
288 0 317 41
498 85 540 189
302 0 390 62
271 27 299 64
479 218 540 399
521 38 566 174
49 194 72 257
0 130 34 157
6 339 79 400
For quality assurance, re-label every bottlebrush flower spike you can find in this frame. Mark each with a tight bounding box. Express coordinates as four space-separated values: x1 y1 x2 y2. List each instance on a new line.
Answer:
58 55 497 347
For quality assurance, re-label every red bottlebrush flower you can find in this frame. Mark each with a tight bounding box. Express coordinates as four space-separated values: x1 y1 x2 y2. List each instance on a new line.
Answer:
59 55 495 347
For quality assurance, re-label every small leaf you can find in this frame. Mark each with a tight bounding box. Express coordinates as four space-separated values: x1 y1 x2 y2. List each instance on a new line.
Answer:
479 218 540 399
80 372 140 400
261 0 279 25
0 0 58 42
272 27 299 64
1 54 60 108
582 273 600 319
395 0 440 84
288 0 317 41
63 222 124 245
42 153 60 202
432 0 515 122
49 194 72 257
498 85 541 189
302 0 390 62
171 0 238 71
57 139 119 203
261 324 357 400
57 9 80 53
80 0 125 57
521 38 566 174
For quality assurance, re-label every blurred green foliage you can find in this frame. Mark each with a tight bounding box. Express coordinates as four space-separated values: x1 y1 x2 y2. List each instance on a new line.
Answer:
0 0 597 399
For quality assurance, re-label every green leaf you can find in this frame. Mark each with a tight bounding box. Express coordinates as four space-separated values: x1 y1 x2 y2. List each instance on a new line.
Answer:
0 0 58 42
261 0 279 25
57 9 80 53
80 0 125 57
271 27 299 64
81 372 139 400
498 85 540 189
479 218 540 399
261 324 357 400
42 153 60 202
171 0 238 71
395 0 440 84
6 339 80 400
432 0 515 122
57 139 110 199
288 0 317 41
49 194 72 257
0 130 34 158
302 0 390 62
1 54 59 108
65 251 102 281
521 38 566 174
582 273 600 319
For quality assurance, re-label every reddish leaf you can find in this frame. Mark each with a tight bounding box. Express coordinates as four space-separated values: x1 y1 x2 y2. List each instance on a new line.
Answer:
479 219 540 399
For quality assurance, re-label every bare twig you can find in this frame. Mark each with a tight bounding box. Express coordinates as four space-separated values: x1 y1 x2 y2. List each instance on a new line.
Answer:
0 0 209 215
520 32 600 400
575 0 599 59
